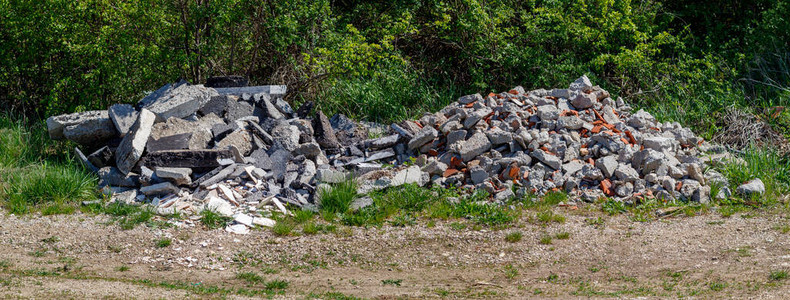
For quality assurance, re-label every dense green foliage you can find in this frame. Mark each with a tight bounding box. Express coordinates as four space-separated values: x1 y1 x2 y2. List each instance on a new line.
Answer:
1 0 788 136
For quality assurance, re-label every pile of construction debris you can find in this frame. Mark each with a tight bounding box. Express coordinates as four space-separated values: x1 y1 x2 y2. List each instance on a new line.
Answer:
47 76 761 233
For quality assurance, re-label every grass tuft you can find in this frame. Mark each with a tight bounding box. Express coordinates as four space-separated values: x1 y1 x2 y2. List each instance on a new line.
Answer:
200 209 233 229
156 238 171 248
505 231 523 243
319 180 357 216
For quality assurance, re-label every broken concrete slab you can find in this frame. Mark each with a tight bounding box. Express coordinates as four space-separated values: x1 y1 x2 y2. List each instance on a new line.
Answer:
143 84 216 122
115 109 156 174
146 133 192 152
140 148 239 169
47 110 114 141
214 85 287 97
140 182 179 196
155 167 193 185
109 104 139 137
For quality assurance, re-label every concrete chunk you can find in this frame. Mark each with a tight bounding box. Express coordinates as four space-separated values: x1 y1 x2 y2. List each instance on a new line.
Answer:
109 104 139 137
140 148 238 169
115 109 156 174
155 167 193 185
144 84 216 122
140 182 179 196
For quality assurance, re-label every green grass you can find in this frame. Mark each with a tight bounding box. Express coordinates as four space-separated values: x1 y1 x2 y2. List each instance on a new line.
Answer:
318 179 358 216
381 279 403 286
539 235 553 245
715 147 790 204
0 116 98 215
200 209 233 229
505 231 523 243
236 272 264 284
769 270 788 281
156 238 171 248
272 221 294 236
555 232 570 240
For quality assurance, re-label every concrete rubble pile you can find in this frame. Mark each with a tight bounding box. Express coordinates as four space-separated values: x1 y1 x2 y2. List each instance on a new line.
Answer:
47 76 753 233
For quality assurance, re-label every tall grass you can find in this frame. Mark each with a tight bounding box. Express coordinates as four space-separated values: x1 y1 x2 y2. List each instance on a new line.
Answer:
0 116 97 214
717 147 790 204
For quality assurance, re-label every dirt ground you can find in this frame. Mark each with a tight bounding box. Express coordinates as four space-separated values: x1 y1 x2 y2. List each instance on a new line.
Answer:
0 207 789 299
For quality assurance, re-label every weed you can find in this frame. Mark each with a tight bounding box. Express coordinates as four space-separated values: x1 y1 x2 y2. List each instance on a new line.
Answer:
555 232 570 239
381 279 403 286
200 209 232 229
388 213 416 227
505 231 523 243
272 221 294 236
602 199 627 215
319 180 357 215
40 236 59 244
504 264 519 279
116 265 130 272
773 223 790 234
547 273 559 282
539 235 553 245
261 267 279 274
156 238 171 248
232 251 258 266
585 217 605 227
535 210 565 224
448 222 467 231
769 270 788 281
236 272 264 284
708 281 727 291
293 209 314 223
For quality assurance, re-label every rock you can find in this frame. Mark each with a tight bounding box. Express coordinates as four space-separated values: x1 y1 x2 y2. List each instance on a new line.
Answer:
110 189 139 205
316 169 347 183
350 196 373 211
98 167 139 187
692 186 711 204
150 115 220 150
569 75 593 92
458 93 483 104
233 213 253 227
225 224 250 234
140 182 179 196
531 149 561 170
615 164 640 182
214 85 287 97
144 84 216 122
421 160 448 176
146 133 192 152
46 110 115 141
312 113 340 150
87 146 114 168
216 130 253 156
155 167 193 185
557 116 584 130
458 132 492 161
199 95 232 117
571 93 596 109
271 123 300 152
595 155 618 178
115 109 156 174
74 147 99 173
224 99 254 122
256 93 284 120
109 104 139 137
469 166 488 184
562 160 585 175
643 137 674 152
687 163 706 185
627 109 656 128
205 196 233 217
390 165 428 187
486 129 512 145
495 189 514 202
736 178 765 196
139 148 239 168
408 126 438 150
252 217 276 227
365 134 401 150
537 105 560 120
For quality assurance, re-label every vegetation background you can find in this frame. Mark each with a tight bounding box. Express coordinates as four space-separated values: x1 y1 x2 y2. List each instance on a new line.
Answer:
1 0 788 138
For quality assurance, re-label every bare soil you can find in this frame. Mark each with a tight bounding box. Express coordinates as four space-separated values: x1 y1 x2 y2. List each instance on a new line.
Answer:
0 207 789 299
